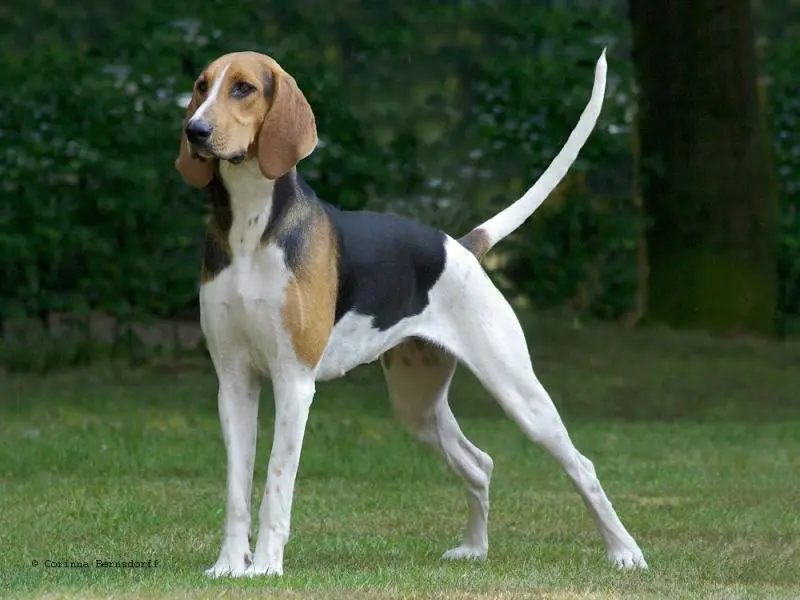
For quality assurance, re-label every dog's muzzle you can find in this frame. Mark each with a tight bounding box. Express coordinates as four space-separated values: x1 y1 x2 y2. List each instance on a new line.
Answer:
185 119 245 164
186 119 213 146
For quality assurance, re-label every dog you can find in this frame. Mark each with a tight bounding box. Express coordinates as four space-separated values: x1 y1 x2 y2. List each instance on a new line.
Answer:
174 49 647 577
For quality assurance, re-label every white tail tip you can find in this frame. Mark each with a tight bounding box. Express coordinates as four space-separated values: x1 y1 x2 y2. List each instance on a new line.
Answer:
596 48 608 86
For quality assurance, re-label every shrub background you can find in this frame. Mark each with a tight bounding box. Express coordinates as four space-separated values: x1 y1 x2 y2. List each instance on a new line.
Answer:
0 1 795 340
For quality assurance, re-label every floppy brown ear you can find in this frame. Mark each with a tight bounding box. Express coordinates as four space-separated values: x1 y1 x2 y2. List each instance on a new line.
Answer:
174 96 214 188
257 69 318 180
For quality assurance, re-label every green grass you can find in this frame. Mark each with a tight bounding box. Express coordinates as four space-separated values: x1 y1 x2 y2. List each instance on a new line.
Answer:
1 315 799 599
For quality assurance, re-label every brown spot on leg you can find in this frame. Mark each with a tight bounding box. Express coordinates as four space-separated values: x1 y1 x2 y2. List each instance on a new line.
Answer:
421 349 440 368
382 339 457 429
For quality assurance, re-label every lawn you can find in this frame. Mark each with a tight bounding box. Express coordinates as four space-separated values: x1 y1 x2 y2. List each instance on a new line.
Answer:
1 315 799 599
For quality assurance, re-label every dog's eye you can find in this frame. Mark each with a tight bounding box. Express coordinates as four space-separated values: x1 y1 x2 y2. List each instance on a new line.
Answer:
232 81 255 98
196 79 208 94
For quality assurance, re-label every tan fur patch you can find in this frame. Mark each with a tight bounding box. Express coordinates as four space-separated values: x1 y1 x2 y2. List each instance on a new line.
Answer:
281 212 338 367
383 337 443 371
459 227 491 261
381 339 456 430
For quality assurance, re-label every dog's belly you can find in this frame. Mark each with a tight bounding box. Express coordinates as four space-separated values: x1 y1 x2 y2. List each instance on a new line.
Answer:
315 311 419 381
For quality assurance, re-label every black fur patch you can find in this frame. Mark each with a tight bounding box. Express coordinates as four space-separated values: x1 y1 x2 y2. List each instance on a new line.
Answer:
261 170 313 272
320 198 448 331
202 232 230 280
202 173 232 281
208 169 233 232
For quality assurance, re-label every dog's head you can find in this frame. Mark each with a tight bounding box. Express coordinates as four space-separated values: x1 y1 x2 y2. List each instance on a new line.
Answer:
175 51 318 188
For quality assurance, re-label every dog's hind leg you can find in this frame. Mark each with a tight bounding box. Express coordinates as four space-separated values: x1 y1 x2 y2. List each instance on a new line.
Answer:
380 339 494 560
428 242 647 570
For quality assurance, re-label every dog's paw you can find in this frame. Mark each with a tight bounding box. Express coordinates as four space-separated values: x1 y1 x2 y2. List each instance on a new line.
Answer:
441 545 488 561
204 547 252 578
607 545 648 571
245 562 283 577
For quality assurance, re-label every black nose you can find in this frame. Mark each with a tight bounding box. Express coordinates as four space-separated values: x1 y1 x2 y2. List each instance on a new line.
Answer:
185 119 213 145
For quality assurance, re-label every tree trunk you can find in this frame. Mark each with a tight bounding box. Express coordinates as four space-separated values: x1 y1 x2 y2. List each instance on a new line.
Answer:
628 0 777 334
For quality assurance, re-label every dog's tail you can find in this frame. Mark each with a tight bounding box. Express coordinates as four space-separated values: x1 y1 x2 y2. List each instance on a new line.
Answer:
458 49 608 260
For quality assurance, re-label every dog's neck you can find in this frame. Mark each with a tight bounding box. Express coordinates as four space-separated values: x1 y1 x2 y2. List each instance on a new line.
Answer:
215 159 277 255
218 159 276 218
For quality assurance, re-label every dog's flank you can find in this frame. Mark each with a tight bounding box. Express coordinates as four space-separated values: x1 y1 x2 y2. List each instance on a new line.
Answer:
458 48 608 260
322 204 448 331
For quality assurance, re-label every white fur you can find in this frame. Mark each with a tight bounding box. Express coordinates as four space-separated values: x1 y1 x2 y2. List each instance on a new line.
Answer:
199 50 647 578
191 64 230 122
317 312 414 381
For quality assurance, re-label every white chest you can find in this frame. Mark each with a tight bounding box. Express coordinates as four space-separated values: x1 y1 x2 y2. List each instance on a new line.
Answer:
199 161 292 373
200 246 291 371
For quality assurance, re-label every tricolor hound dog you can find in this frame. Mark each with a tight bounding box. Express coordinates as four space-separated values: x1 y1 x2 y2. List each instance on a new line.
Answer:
175 49 647 577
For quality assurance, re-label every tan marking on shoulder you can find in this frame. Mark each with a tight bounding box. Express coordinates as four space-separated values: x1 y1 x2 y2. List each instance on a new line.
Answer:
290 279 305 332
281 211 338 367
459 227 491 261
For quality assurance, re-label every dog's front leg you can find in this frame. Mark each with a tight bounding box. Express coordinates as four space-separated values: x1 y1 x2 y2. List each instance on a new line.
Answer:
248 370 315 576
205 365 261 578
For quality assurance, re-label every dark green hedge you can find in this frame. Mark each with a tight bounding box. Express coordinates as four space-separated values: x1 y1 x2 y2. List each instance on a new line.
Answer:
0 1 796 334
